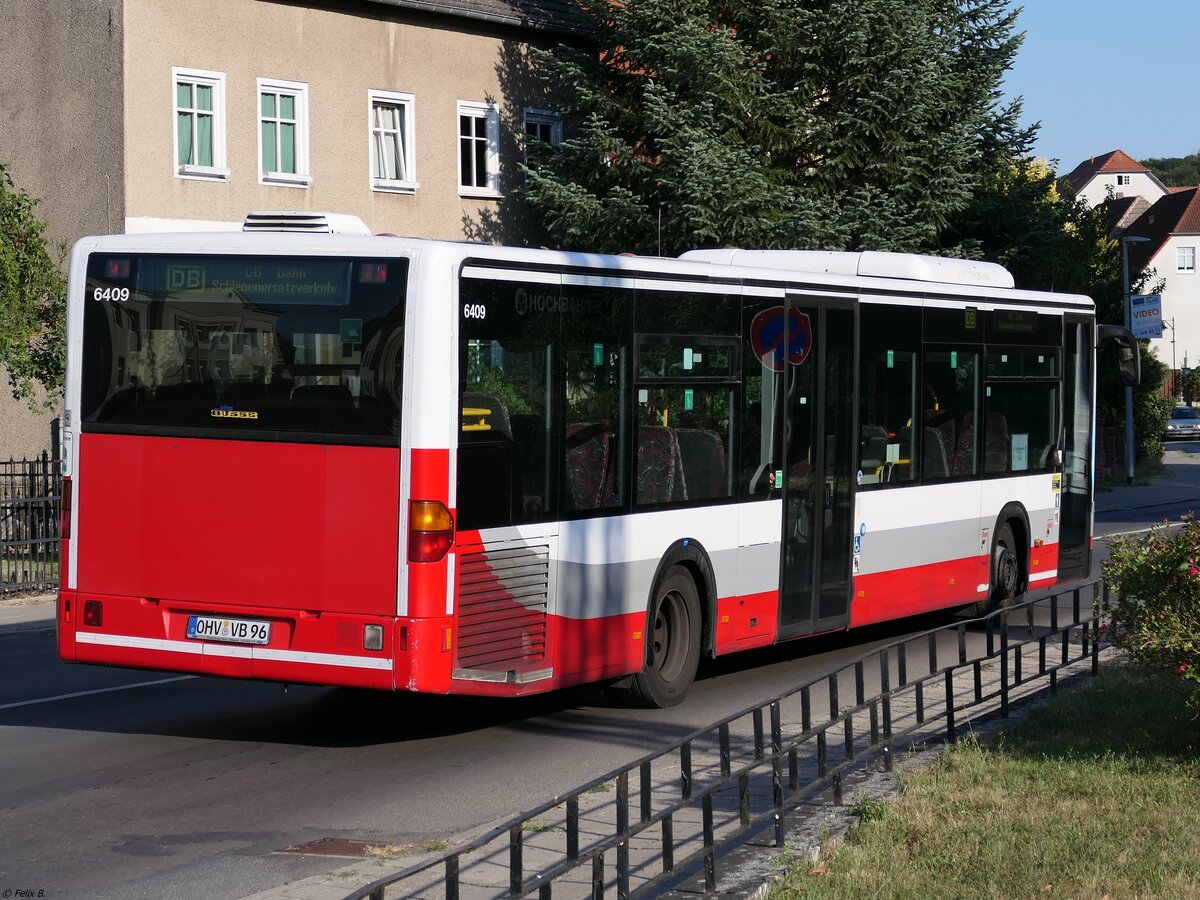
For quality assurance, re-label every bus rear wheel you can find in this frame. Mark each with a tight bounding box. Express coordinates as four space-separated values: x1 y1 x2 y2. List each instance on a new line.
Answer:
628 567 702 708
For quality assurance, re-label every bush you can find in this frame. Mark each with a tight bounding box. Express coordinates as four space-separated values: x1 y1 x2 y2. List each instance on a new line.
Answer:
1102 517 1200 709
0 162 66 406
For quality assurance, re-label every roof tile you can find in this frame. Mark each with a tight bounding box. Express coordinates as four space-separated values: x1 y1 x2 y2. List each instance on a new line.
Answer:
1123 187 1200 272
1061 149 1149 194
362 0 585 33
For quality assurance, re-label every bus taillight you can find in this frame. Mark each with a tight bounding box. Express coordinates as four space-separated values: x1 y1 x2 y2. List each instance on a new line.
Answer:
408 500 454 563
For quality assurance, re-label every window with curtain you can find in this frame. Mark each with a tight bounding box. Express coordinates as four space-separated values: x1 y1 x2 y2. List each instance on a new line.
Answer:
172 67 227 180
369 91 416 192
258 79 310 186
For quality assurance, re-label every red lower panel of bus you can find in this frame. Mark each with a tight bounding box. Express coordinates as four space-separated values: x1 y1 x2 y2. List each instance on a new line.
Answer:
59 538 1059 696
59 588 649 695
714 591 779 655
849 544 1058 628
62 591 397 689
73 433 401 618
432 610 647 697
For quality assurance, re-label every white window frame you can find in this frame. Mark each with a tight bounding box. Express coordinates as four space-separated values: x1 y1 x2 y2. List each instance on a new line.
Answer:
257 78 312 188
523 107 564 152
368 90 418 194
457 100 500 198
1116 174 1132 186
1179 245 1197 273
172 67 228 181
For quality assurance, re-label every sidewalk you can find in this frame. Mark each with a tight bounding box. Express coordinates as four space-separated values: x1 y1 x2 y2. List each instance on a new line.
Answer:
1095 443 1200 514
0 590 56 636
4 446 1199 638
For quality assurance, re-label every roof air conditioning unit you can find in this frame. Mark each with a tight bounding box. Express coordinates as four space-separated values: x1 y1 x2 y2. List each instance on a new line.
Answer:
243 211 372 235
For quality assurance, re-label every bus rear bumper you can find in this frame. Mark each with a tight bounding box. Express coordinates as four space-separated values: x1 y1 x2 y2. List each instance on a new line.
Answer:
62 592 396 690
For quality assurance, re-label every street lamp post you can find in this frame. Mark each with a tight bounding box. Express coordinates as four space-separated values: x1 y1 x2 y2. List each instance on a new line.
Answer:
1164 316 1179 398
1122 235 1150 485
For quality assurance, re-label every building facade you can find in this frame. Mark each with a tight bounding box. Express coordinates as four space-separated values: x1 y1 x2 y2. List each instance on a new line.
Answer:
0 0 581 452
1061 149 1169 209
1062 150 1199 384
1124 188 1200 373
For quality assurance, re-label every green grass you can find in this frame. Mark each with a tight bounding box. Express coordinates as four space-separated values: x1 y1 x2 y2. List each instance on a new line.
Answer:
770 667 1200 899
1098 456 1164 491
0 556 59 587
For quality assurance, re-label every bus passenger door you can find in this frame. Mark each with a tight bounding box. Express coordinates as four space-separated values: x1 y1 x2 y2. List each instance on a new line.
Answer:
1058 315 1095 581
778 300 856 639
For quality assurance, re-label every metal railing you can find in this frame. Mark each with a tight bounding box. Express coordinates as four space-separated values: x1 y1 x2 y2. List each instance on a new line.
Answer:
346 581 1108 899
1 453 62 594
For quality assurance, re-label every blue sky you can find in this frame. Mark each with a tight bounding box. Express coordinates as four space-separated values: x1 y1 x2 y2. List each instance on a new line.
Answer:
1003 2 1200 173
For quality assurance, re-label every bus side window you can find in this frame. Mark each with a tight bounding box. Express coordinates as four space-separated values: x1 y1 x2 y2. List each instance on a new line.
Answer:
457 278 558 529
858 304 919 487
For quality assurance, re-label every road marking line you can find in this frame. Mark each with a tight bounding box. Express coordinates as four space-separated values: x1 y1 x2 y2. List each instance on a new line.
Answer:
1100 523 1184 540
0 675 196 711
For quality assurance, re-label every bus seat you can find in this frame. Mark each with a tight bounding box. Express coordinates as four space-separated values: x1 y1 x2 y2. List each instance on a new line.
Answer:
956 411 1011 475
923 426 950 479
637 425 684 504
924 409 955 462
860 425 889 476
951 417 975 477
984 412 1010 473
565 423 611 510
674 428 728 500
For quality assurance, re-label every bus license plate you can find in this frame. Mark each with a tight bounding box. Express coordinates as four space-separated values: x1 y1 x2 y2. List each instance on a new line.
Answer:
186 615 271 645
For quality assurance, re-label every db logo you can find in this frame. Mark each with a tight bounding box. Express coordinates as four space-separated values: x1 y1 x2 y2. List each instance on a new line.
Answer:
749 306 813 373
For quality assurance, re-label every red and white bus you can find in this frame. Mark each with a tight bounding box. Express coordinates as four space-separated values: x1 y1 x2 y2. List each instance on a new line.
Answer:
56 213 1136 706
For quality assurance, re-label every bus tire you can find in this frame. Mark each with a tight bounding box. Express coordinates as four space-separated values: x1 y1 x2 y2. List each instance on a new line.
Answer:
628 567 702 708
988 522 1022 610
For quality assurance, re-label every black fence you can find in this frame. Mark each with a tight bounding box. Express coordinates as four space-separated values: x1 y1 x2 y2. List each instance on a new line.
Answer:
346 582 1107 899
1 453 62 595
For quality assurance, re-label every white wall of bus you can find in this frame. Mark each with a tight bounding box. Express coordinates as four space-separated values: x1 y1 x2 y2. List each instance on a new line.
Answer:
58 235 1093 625
427 265 1087 628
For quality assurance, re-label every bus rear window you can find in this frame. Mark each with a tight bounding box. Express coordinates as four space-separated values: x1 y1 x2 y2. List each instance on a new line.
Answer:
79 253 406 444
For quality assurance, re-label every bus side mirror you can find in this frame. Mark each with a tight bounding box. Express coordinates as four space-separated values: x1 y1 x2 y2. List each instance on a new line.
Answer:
1098 325 1141 387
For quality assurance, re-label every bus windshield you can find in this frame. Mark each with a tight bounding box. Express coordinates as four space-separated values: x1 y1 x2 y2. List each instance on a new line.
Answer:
80 253 407 444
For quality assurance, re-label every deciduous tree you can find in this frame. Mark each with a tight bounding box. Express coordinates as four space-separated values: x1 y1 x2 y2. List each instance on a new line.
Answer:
0 163 65 406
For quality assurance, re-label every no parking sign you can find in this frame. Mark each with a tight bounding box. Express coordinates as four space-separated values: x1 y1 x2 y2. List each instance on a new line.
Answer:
750 306 813 372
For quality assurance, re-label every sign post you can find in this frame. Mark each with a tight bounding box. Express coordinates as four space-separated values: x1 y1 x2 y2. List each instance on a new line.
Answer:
1121 236 1150 485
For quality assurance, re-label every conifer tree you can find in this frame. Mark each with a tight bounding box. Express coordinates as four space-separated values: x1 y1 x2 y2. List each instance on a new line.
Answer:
522 0 1032 257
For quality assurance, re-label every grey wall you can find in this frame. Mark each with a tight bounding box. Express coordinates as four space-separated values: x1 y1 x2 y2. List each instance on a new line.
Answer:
0 0 126 250
0 0 124 448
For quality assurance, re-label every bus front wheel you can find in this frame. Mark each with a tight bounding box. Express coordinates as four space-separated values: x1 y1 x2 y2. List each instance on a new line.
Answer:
989 522 1022 610
628 567 702 708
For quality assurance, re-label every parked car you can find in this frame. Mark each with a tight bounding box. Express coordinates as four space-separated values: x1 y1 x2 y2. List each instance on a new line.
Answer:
1163 405 1200 440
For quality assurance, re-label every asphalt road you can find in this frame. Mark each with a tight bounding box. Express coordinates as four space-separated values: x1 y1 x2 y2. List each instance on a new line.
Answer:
0 488 1187 900
3 613 979 899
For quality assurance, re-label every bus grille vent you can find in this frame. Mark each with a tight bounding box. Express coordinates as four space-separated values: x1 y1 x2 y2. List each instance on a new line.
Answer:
455 544 550 672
